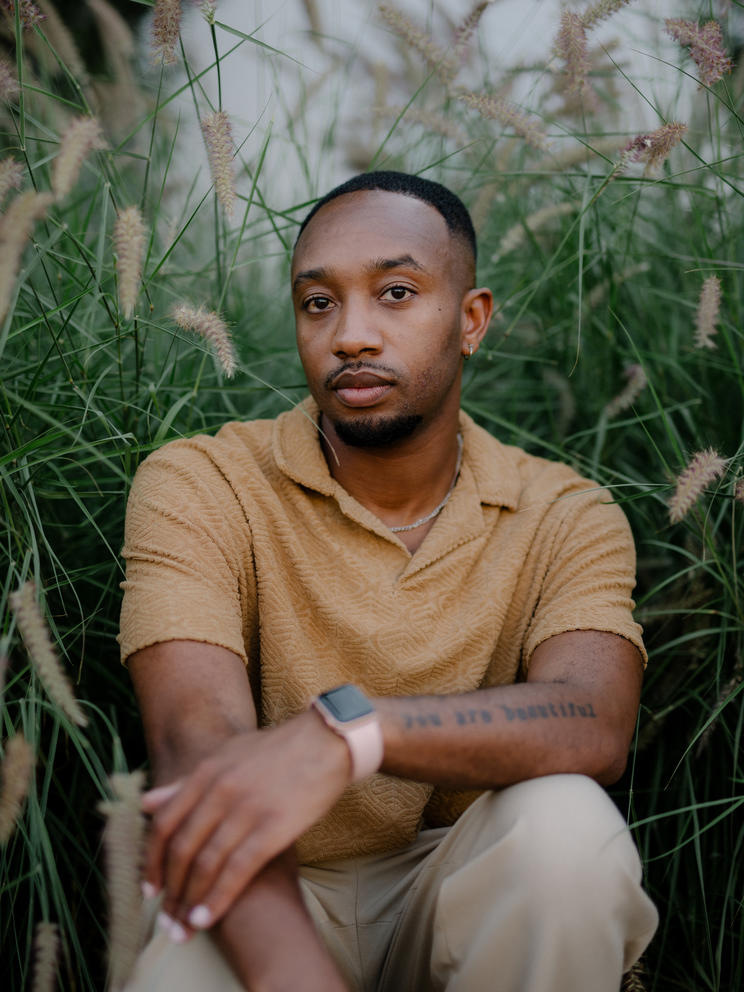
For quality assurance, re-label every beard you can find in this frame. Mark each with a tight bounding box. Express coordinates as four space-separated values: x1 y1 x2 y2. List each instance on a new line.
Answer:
332 412 422 447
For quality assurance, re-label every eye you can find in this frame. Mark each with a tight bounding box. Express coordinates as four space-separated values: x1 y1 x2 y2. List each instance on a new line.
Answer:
381 285 415 302
303 295 334 313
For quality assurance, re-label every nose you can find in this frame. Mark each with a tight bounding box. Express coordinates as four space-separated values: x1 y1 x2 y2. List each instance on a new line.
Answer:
332 297 383 359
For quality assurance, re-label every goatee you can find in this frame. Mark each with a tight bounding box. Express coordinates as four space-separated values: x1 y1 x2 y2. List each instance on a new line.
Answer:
332 413 422 448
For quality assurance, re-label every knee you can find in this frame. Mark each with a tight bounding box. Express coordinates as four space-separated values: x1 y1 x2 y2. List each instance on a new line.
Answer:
486 775 642 901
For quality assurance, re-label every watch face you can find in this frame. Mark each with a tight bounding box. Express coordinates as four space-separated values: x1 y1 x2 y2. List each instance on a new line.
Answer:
320 684 374 722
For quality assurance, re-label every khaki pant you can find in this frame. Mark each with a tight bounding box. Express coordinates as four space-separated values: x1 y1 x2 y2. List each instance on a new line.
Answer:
125 774 658 991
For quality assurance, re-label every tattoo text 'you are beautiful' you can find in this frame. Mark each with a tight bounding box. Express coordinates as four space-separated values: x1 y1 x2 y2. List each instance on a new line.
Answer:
402 701 598 730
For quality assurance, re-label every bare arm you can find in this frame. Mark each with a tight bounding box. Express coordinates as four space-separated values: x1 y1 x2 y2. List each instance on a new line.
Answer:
140 629 642 945
129 640 348 992
377 629 643 788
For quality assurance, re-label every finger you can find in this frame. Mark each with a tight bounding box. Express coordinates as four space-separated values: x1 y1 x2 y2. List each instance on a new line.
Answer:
155 910 193 945
160 791 248 918
174 809 256 921
186 820 283 930
144 774 217 894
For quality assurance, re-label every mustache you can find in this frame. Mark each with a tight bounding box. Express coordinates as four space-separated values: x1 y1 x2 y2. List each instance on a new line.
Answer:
324 361 399 390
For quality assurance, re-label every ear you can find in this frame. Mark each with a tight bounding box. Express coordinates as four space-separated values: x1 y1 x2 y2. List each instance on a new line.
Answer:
460 287 493 359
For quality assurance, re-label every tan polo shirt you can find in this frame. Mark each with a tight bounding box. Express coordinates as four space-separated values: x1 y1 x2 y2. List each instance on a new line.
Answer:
119 397 645 863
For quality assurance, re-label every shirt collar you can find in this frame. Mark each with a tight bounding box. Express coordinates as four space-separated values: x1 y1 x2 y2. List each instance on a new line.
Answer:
273 396 521 512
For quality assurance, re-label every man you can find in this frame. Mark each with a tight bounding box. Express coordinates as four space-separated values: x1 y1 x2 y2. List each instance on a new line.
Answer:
119 171 658 992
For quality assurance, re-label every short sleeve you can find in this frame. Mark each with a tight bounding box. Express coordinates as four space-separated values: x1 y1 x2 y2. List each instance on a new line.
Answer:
522 486 646 668
118 442 256 669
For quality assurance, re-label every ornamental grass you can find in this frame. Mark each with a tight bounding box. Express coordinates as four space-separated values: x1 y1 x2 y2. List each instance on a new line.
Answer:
0 2 742 988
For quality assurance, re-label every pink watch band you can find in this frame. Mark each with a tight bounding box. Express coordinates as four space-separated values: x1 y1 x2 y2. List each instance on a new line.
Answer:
311 692 384 782
344 715 384 782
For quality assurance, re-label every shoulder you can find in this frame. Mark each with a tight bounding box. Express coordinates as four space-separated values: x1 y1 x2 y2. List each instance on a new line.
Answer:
460 410 613 512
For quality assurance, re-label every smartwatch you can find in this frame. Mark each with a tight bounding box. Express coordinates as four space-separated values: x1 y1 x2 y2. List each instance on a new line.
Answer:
311 684 384 783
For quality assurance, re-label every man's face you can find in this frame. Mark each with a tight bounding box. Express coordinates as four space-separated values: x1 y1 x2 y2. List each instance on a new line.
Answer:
291 190 473 447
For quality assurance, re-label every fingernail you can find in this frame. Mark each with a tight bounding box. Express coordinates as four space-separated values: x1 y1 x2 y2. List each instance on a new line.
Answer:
188 904 212 929
141 881 158 900
143 782 181 807
156 912 188 944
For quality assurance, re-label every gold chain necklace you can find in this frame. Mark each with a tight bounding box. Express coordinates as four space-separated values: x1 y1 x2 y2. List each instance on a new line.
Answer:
390 433 463 533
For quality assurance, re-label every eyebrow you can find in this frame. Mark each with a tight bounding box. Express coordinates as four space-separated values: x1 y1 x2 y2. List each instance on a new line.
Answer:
292 254 428 293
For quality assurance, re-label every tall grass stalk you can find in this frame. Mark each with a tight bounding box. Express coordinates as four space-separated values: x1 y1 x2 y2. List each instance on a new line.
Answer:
0 1 742 988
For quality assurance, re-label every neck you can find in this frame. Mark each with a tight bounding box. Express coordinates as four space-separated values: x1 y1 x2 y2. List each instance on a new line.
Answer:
319 411 463 544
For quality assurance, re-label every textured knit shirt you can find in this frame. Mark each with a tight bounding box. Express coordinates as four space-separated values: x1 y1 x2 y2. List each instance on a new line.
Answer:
119 397 645 864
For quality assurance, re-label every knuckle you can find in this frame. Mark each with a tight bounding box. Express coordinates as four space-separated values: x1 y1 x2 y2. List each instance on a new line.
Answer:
193 846 220 878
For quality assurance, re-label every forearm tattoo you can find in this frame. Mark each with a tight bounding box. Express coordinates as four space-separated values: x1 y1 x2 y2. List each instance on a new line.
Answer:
401 701 598 731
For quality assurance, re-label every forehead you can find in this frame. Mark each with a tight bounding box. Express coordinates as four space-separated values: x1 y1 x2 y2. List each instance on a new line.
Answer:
291 190 455 277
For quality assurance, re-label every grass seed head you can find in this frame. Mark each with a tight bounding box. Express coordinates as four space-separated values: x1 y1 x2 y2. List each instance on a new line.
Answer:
0 157 24 207
0 733 35 843
456 89 547 149
201 109 237 219
0 53 20 101
99 771 146 991
580 0 633 32
0 0 45 28
32 921 59 992
453 2 490 60
604 363 647 418
9 581 88 727
51 116 105 200
152 0 182 64
172 302 237 378
554 11 594 105
735 479 744 505
694 275 721 349
614 122 687 178
378 3 458 86
114 205 146 320
668 449 727 524
665 19 733 88
0 190 54 323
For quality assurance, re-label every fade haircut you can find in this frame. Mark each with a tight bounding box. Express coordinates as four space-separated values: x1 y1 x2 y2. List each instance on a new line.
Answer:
296 170 477 265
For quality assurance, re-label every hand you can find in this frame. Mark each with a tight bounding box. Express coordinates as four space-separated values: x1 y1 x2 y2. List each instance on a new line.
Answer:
141 710 352 932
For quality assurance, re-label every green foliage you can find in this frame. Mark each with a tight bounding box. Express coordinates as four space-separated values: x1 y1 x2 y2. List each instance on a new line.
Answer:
1 2 742 989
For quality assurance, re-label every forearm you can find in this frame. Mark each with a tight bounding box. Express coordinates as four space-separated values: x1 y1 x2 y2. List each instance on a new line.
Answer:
376 680 631 788
214 850 347 992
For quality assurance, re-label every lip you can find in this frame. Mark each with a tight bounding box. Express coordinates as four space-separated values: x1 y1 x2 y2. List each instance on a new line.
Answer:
332 370 393 389
330 369 395 408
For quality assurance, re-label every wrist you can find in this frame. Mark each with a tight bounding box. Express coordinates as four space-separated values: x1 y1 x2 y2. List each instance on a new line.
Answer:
310 685 384 782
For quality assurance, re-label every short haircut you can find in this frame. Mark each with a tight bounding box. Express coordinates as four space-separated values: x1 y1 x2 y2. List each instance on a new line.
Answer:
296 170 477 264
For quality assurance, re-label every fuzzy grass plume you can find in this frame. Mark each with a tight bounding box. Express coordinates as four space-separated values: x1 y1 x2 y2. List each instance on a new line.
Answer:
493 202 577 261
151 0 182 65
99 771 146 992
0 157 24 206
665 19 732 88
172 302 237 377
0 190 54 323
51 116 104 200
604 363 647 418
378 3 458 85
694 275 721 349
201 109 237 219
31 921 59 992
668 449 726 523
453 2 491 61
554 11 592 104
9 582 87 726
613 122 687 178
0 733 35 843
114 205 146 320
0 53 20 101
456 89 547 149
580 0 633 32
0 0 45 28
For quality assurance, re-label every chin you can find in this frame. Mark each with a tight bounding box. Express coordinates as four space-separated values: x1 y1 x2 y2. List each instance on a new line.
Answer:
332 413 422 448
